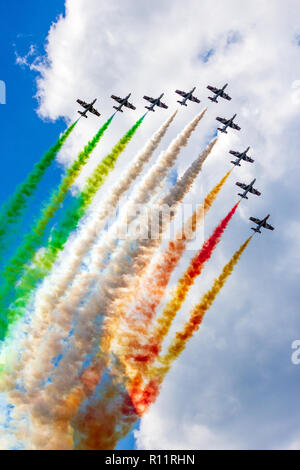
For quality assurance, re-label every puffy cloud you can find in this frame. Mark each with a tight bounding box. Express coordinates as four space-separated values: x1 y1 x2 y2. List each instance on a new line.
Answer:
17 0 300 450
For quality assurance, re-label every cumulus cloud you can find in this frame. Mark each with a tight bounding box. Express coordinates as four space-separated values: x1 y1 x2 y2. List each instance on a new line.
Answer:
17 0 300 450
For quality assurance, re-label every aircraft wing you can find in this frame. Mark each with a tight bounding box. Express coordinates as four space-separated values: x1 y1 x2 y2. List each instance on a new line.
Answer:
216 117 227 124
264 222 274 230
236 182 247 189
77 99 89 109
190 96 200 103
175 90 187 97
207 86 219 93
230 123 241 130
250 217 261 224
143 96 155 103
229 150 240 157
244 156 254 163
125 102 136 110
250 188 261 196
158 101 168 109
221 91 232 101
90 106 101 117
111 95 123 104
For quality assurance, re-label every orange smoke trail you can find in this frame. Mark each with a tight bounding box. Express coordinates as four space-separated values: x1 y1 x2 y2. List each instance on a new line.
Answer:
121 199 240 375
113 170 233 368
129 236 253 415
50 170 233 448
72 235 252 449
73 379 138 450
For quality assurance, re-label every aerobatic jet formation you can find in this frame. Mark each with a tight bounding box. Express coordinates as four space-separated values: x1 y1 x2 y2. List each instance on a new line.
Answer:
143 93 168 112
249 214 274 233
236 179 261 199
111 93 136 113
175 87 201 106
76 98 101 118
229 147 254 166
216 114 241 133
207 83 232 103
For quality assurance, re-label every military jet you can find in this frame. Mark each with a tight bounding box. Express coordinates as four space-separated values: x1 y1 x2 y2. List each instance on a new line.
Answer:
175 87 200 106
229 147 254 166
111 93 136 113
207 83 232 103
236 179 261 199
249 214 274 233
143 93 168 112
76 98 101 118
216 114 241 133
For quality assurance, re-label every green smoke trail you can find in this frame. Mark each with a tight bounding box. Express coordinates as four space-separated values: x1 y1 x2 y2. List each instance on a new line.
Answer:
0 121 77 261
0 115 145 341
0 116 113 331
0 116 113 288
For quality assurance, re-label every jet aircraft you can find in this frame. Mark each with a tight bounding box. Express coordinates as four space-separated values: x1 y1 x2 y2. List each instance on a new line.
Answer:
207 83 231 103
249 214 274 233
175 87 200 106
76 98 101 118
143 93 168 112
111 93 136 113
236 178 261 199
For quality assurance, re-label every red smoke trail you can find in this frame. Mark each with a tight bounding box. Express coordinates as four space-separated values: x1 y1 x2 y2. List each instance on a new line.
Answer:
121 202 240 376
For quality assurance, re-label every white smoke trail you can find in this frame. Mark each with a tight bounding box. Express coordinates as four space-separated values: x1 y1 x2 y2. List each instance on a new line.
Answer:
8 111 208 449
1 112 177 392
20 110 207 396
27 136 216 451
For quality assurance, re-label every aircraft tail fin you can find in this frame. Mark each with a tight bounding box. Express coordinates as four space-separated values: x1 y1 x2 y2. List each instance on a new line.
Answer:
78 111 88 118
113 106 123 112
238 193 248 199
218 128 227 133
231 161 241 166
251 228 261 233
145 106 155 111
208 97 217 103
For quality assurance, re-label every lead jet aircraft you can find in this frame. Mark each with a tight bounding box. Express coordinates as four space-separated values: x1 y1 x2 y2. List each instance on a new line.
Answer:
229 147 254 166
143 93 168 112
236 178 261 199
111 93 136 113
249 214 274 233
207 83 232 103
216 114 241 133
76 98 101 118
175 87 200 106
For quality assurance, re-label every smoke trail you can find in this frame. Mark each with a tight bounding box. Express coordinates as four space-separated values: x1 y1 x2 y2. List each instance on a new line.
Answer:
22 111 207 392
32 111 178 322
0 116 144 340
112 170 233 371
14 113 209 449
99 201 240 424
0 117 112 316
144 201 240 353
74 198 246 450
0 122 77 262
73 380 138 450
3 112 177 390
130 236 253 414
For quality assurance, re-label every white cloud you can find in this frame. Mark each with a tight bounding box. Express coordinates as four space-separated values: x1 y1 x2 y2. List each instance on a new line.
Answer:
17 0 300 450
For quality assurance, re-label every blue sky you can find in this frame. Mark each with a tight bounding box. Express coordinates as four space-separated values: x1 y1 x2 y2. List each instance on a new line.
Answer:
0 1 136 449
0 1 67 263
0 0 299 450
